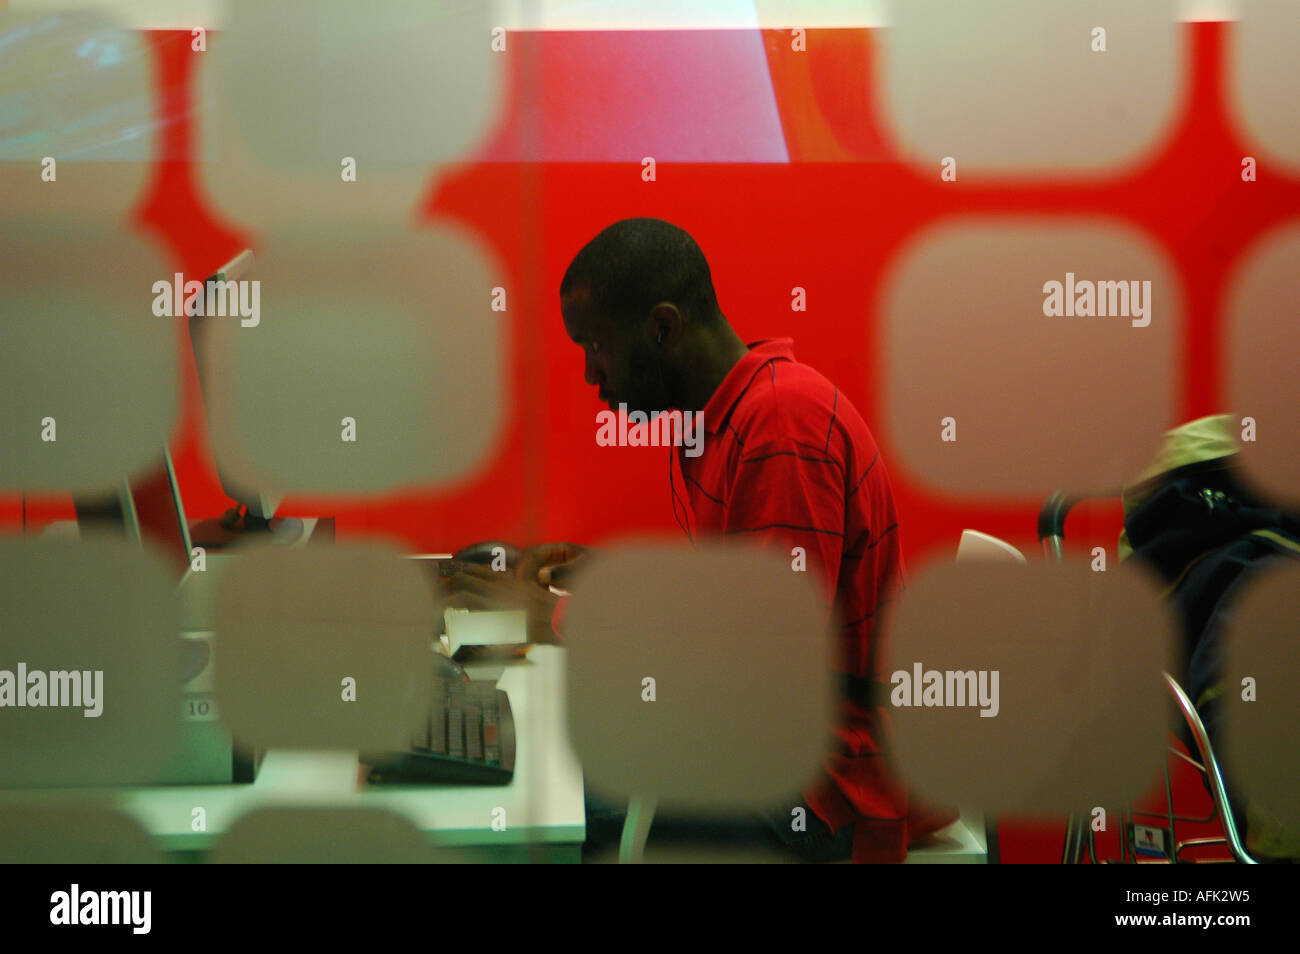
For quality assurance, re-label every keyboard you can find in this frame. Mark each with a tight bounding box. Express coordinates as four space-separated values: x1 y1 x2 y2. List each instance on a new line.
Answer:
365 678 516 786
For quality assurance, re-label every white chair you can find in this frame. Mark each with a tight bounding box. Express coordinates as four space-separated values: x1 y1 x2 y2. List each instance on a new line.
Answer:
905 528 1028 864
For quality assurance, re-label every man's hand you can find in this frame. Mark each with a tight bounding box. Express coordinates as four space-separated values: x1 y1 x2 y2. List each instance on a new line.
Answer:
518 542 588 589
441 562 564 645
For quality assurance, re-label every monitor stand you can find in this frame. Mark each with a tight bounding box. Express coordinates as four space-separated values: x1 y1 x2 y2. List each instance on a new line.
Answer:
190 506 330 551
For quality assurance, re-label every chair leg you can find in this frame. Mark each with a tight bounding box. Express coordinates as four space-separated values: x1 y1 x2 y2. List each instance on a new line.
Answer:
1163 673 1258 864
1061 813 1087 863
985 817 1000 864
619 796 657 864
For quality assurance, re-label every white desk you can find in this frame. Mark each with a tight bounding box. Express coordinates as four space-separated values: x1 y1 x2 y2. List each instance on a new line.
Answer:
903 811 991 864
0 646 587 861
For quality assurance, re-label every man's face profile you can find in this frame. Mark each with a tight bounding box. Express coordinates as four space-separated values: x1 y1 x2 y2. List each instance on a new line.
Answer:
561 286 674 414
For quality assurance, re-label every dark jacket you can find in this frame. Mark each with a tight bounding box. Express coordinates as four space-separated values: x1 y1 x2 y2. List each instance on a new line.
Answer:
1122 456 1300 854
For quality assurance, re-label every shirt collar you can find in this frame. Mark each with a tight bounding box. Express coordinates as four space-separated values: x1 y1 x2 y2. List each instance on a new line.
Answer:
699 338 796 436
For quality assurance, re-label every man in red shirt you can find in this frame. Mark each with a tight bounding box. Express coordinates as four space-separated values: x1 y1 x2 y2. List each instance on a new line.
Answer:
450 218 954 861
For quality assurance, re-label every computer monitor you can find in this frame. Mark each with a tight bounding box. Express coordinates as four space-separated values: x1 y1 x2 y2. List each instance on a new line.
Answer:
187 249 283 521
72 480 142 546
74 444 191 572
162 444 194 567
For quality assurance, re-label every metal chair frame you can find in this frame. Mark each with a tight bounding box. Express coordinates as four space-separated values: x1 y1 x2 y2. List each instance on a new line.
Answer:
1039 492 1257 865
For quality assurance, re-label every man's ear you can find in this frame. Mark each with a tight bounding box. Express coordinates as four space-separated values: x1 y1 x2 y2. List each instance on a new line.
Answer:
648 302 683 347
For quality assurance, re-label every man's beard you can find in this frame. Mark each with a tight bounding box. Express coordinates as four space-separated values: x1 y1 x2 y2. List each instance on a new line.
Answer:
622 353 678 414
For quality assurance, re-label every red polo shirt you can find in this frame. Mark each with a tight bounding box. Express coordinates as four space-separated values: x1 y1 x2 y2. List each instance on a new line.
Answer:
670 339 954 863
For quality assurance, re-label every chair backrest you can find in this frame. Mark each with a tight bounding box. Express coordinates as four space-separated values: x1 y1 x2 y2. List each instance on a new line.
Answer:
956 529 1027 564
940 529 1020 865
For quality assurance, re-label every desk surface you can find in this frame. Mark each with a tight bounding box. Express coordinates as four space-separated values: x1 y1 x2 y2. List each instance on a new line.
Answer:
0 646 586 854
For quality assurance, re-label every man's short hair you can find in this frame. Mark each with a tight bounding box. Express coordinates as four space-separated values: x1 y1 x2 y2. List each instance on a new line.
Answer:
560 218 719 325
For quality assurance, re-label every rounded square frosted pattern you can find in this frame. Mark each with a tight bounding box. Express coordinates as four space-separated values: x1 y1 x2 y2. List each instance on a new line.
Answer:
196 0 502 223
0 221 179 493
882 220 1177 496
0 9 155 217
880 0 1181 174
211 545 437 751
213 807 438 863
1232 0 1300 173
0 542 183 788
0 805 161 864
503 0 886 29
1224 222 1300 507
197 224 506 496
562 542 835 810
1219 563 1300 839
887 559 1176 814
